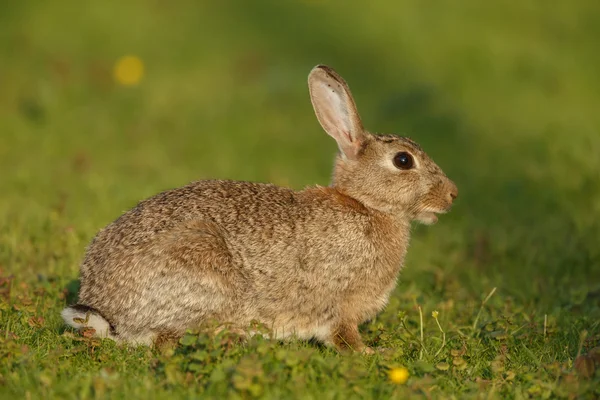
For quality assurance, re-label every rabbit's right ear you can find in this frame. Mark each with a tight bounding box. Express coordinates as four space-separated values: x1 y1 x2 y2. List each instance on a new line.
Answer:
308 65 366 160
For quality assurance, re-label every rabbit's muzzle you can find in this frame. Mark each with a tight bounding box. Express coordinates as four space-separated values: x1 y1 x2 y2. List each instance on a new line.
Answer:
415 178 458 224
438 178 458 212
447 180 458 203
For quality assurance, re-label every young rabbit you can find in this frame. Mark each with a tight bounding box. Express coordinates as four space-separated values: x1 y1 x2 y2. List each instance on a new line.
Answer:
62 65 458 352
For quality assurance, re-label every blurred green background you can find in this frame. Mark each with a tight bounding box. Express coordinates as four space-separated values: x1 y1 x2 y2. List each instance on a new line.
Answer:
1 0 599 396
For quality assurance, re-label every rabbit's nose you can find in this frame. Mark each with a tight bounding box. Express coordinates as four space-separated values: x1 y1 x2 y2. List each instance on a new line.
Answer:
447 182 458 203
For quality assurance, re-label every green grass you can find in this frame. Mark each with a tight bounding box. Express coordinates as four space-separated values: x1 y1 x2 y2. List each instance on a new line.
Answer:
1 0 600 398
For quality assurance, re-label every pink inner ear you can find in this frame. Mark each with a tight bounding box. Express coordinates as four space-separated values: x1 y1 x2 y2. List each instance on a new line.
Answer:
341 130 353 144
323 89 353 140
310 73 364 158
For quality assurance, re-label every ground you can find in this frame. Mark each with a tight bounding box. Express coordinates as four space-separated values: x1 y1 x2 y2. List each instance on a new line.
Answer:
1 1 599 398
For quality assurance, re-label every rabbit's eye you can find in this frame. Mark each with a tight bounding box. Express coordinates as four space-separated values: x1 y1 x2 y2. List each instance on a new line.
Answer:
393 152 414 170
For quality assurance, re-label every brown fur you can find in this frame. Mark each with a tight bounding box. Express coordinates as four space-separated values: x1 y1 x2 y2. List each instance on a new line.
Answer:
62 65 458 352
331 322 366 353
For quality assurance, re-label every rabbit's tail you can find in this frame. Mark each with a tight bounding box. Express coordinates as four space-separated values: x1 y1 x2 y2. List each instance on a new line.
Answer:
61 304 117 340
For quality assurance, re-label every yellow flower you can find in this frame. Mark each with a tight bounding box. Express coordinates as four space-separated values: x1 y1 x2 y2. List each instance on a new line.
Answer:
432 310 439 319
388 367 409 384
114 55 144 86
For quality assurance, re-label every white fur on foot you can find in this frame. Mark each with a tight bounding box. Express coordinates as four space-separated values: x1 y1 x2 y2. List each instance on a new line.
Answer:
61 306 115 339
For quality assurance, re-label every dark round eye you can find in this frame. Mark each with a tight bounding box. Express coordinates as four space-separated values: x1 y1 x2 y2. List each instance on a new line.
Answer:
393 152 414 170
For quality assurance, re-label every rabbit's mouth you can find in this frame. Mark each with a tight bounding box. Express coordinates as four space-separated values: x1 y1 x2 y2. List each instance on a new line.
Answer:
416 208 449 225
416 211 439 225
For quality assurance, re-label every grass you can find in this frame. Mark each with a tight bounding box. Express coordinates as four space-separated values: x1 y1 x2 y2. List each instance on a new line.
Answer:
1 0 600 398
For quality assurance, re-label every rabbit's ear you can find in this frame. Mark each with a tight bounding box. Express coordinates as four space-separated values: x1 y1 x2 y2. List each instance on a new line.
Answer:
308 65 366 160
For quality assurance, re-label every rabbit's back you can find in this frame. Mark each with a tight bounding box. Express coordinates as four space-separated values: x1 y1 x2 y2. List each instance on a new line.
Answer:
85 180 300 256
83 180 369 270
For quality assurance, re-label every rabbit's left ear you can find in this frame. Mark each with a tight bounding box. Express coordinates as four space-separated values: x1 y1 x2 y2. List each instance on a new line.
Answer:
308 65 366 160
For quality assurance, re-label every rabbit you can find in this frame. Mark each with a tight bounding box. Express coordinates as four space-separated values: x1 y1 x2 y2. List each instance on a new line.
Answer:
62 65 458 353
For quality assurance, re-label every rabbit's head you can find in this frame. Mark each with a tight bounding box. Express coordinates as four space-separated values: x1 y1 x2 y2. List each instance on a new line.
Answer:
308 65 457 224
